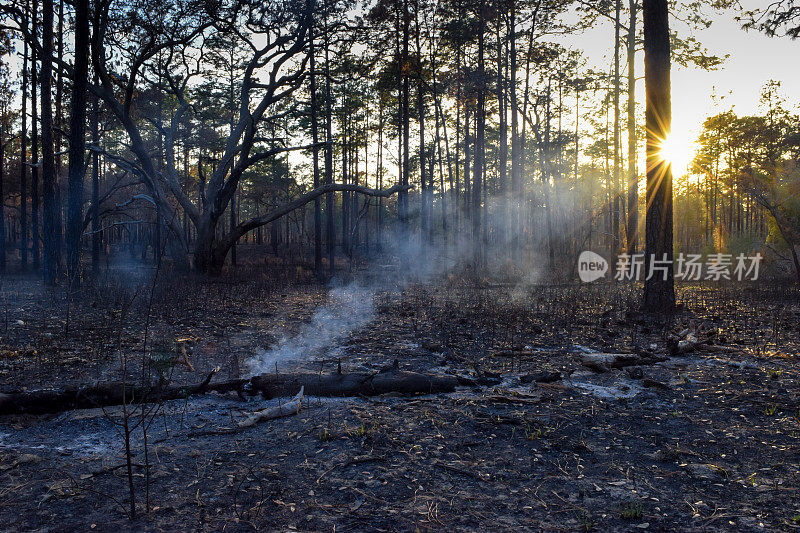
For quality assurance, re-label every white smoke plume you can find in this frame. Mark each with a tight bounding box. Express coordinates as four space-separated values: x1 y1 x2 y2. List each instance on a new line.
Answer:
246 280 377 375
245 188 587 375
245 224 459 375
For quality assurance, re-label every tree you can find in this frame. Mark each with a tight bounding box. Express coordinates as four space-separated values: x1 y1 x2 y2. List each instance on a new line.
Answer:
66 0 90 283
642 0 674 312
0 28 11 273
40 0 60 284
31 2 38 269
91 74 100 273
33 0 404 275
0 0 751 282
612 0 621 261
578 0 731 258
691 85 800 284
472 0 486 265
19 0 28 270
401 0 411 228
742 1 800 39
323 2 336 273
308 5 322 275
626 0 638 256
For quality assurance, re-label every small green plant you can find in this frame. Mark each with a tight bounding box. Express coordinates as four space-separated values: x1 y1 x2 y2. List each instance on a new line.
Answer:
790 513 800 524
619 501 643 520
764 404 778 416
577 510 594 531
317 428 336 442
524 422 544 440
347 422 374 438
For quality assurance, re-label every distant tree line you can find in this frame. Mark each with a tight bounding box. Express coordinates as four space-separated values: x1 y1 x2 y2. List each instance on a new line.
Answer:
0 0 795 298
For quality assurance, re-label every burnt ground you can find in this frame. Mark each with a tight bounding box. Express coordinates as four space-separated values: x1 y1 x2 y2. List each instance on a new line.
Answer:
1 268 800 532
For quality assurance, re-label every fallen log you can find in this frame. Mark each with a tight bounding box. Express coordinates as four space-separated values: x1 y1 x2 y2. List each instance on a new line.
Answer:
666 322 742 355
666 333 743 356
0 370 226 416
579 352 667 373
251 368 475 399
0 368 474 416
238 387 304 428
579 352 642 372
667 332 701 355
189 387 305 436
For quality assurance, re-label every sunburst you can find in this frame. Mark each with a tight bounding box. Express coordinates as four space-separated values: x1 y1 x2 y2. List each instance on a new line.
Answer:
655 133 694 179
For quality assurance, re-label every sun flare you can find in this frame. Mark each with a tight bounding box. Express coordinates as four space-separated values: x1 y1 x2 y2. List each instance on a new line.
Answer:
657 134 694 179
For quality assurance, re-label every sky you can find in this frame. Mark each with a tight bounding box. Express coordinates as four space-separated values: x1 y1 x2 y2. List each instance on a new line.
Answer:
572 1 800 179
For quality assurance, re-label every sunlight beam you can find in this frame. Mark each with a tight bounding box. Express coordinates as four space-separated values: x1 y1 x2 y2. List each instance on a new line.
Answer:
656 133 694 179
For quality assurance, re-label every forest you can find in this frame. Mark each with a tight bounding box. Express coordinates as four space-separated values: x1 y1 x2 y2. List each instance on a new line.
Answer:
0 0 799 530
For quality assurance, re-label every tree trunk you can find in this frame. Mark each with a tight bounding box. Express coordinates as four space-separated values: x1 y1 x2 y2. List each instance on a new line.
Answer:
543 81 555 271
626 0 639 256
341 111 349 255
66 0 90 285
324 9 335 274
309 13 322 276
91 74 100 273
377 98 384 250
510 6 520 258
463 104 471 220
0 371 228 416
251 368 473 400
472 0 486 266
454 45 462 235
0 126 5 273
642 0 675 312
416 0 427 242
612 0 622 261
400 0 410 228
229 192 237 267
19 0 28 270
432 81 449 239
193 218 219 274
0 368 475 416
497 15 507 249
41 0 60 285
55 0 64 269
31 7 39 270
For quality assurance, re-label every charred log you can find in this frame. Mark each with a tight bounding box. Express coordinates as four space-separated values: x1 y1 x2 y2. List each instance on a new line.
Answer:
579 352 668 373
0 371 229 416
0 368 473 416
250 368 474 399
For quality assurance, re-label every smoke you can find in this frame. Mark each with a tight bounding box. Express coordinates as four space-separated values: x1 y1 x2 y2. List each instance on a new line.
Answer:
246 187 587 375
246 219 470 375
246 280 377 374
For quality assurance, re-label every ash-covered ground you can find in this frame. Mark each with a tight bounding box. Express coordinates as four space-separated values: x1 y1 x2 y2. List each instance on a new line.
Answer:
1 272 799 531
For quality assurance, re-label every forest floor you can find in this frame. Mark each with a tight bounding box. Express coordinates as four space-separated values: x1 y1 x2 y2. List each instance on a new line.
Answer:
1 265 800 531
